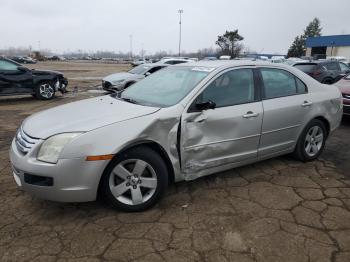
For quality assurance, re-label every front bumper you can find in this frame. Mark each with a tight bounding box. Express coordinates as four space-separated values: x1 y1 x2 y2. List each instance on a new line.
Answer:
56 77 68 93
9 139 107 202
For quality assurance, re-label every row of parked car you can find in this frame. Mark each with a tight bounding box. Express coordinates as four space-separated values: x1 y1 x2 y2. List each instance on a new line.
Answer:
0 55 349 118
100 57 350 117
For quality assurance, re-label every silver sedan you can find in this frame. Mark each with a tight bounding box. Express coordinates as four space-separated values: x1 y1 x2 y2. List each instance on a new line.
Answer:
10 61 343 211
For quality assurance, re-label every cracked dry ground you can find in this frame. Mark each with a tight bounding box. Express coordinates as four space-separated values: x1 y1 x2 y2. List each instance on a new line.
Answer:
1 95 350 262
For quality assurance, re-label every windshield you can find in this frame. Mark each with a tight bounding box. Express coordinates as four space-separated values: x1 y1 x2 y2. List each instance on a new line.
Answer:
120 67 210 107
128 65 151 75
345 74 350 80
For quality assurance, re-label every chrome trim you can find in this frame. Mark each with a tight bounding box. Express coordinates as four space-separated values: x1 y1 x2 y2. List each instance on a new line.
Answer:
184 133 260 151
15 128 39 154
262 124 300 135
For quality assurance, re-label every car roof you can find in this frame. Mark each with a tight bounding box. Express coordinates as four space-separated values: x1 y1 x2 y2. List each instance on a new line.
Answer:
172 59 279 70
144 63 169 67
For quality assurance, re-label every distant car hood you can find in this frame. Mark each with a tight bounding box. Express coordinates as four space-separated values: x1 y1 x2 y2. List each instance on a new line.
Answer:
103 72 138 84
334 79 350 94
22 95 160 139
31 69 63 77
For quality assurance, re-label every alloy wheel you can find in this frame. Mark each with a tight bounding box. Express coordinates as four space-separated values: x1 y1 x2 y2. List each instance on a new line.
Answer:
108 159 158 205
39 83 54 98
304 126 324 157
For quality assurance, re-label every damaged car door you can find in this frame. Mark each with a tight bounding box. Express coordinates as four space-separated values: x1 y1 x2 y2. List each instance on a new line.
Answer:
180 67 263 175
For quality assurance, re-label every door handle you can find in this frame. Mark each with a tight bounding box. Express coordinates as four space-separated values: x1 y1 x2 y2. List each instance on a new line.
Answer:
301 101 313 107
243 111 259 118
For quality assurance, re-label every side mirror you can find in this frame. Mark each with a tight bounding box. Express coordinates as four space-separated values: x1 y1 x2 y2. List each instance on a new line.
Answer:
196 100 216 111
17 66 29 72
145 72 151 77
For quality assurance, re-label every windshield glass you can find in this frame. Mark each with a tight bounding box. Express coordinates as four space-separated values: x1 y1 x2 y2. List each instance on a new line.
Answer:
120 67 210 107
128 65 152 75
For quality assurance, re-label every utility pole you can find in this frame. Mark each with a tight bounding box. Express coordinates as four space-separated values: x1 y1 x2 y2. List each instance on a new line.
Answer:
178 9 183 57
129 34 133 59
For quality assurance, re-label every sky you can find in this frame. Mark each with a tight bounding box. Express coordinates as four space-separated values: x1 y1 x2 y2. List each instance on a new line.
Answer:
0 0 349 55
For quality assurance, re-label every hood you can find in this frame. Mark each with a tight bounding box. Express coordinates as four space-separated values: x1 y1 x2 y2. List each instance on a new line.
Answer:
334 78 350 94
103 72 136 84
22 95 160 139
32 69 63 76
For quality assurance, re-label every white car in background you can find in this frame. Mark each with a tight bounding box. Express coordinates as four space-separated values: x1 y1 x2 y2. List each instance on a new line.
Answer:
158 57 192 65
102 63 168 92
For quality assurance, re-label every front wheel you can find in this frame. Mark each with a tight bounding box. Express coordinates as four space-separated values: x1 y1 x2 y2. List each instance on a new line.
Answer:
35 82 56 100
293 119 327 162
100 146 168 212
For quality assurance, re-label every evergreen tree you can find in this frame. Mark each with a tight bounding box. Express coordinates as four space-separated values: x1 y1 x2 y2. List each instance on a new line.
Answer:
287 18 322 57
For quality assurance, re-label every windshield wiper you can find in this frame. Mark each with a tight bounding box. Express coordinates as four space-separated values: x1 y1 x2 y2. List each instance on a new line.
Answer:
110 92 140 105
120 97 139 104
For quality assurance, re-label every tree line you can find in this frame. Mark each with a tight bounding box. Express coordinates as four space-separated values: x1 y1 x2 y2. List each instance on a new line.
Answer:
1 19 322 60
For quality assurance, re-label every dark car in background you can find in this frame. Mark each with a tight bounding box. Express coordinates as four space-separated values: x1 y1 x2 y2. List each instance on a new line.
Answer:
0 57 68 100
292 60 350 84
10 56 37 64
333 74 350 116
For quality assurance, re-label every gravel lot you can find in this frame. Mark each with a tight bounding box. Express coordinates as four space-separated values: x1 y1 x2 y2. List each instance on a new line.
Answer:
0 62 350 262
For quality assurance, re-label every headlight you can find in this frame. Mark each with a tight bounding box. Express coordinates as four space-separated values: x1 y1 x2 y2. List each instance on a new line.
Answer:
37 133 82 163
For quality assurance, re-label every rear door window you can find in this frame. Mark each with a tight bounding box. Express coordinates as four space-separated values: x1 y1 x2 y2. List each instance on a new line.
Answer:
260 68 306 99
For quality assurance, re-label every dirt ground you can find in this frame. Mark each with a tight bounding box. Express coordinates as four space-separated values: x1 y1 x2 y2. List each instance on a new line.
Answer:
1 61 350 262
27 61 131 91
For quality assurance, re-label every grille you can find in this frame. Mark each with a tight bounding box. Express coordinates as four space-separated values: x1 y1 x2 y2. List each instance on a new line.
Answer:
15 128 39 154
343 94 350 100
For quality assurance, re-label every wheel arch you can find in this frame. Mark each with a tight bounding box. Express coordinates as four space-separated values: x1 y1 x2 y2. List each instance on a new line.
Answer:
314 116 330 137
97 140 175 197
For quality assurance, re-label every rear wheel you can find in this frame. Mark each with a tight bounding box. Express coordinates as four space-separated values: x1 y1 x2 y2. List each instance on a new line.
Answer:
100 146 168 212
293 119 327 162
35 82 55 100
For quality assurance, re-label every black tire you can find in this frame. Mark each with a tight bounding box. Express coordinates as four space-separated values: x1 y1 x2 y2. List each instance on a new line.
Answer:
35 81 56 100
322 78 334 85
293 119 327 162
100 146 168 212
